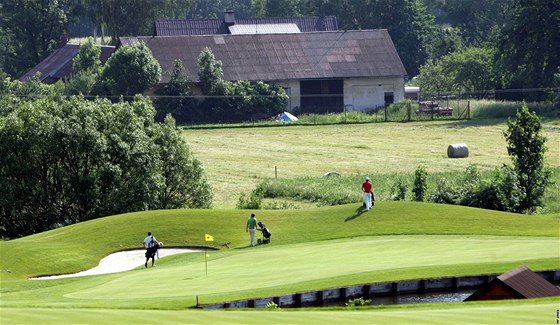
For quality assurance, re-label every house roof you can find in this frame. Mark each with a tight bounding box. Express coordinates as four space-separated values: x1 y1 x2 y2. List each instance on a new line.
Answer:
465 266 560 301
119 30 407 84
154 15 338 36
19 43 115 84
497 266 560 298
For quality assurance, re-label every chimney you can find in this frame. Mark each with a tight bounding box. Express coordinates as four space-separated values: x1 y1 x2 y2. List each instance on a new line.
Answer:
59 34 69 46
224 10 235 25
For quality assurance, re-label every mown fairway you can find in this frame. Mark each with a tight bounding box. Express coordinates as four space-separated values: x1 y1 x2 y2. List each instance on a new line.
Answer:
1 202 558 324
182 120 560 207
2 301 558 325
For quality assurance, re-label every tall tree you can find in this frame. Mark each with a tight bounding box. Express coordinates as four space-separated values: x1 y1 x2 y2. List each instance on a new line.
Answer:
416 59 457 97
504 103 551 213
494 0 560 96
78 0 194 43
154 115 213 209
0 0 71 78
436 0 513 46
72 37 102 75
0 94 213 238
186 0 252 19
417 46 495 97
265 0 300 17
155 59 194 122
100 42 161 97
252 0 266 17
431 26 463 59
441 47 495 97
197 47 224 95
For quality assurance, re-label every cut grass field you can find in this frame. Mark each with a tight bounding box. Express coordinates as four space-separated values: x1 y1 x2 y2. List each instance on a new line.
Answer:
183 119 560 208
1 202 559 324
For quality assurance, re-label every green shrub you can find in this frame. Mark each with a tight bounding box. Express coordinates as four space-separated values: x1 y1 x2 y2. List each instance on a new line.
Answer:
390 177 408 201
430 178 458 204
494 165 525 212
265 301 279 309
345 297 371 307
262 200 300 210
237 191 263 209
458 179 501 210
412 166 428 202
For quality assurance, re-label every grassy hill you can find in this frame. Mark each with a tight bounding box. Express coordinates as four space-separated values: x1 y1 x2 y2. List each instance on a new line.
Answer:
2 202 558 280
1 202 558 323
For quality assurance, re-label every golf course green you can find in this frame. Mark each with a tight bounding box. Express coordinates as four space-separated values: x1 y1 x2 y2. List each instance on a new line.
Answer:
1 202 559 324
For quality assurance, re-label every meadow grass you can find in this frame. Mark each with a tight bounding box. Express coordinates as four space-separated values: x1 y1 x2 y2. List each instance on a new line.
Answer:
183 119 559 208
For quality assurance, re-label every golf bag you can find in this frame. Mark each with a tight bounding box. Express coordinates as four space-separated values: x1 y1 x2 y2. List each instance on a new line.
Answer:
363 191 375 208
145 241 161 258
257 221 271 244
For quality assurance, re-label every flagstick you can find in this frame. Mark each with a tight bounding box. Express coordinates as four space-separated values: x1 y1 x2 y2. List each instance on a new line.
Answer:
204 247 208 276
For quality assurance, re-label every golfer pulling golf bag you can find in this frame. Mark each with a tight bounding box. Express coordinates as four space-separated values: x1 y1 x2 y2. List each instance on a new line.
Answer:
257 221 271 244
145 241 162 259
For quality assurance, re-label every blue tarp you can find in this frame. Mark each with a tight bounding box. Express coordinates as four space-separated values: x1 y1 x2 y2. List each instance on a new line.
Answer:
278 111 298 122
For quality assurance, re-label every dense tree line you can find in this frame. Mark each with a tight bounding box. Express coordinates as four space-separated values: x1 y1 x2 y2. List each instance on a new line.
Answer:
0 84 213 238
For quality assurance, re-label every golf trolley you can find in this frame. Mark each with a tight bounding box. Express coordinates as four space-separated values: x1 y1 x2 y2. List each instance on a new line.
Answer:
257 221 271 244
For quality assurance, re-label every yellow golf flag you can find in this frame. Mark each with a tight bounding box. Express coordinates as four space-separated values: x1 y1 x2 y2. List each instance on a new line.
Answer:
205 233 214 241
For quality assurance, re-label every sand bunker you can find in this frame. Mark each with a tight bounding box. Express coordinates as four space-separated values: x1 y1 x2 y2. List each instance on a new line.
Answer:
31 248 202 280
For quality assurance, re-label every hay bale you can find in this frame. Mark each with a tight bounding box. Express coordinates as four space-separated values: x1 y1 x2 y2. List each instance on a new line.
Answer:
447 143 469 158
323 171 341 177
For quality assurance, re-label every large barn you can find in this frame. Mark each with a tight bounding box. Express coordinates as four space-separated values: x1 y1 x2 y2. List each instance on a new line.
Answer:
120 29 406 114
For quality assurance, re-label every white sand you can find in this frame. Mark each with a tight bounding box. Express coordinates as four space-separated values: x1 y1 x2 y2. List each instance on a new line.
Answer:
30 248 202 280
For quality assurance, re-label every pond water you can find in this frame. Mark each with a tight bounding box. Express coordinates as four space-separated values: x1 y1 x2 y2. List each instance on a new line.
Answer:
369 290 475 306
297 290 476 308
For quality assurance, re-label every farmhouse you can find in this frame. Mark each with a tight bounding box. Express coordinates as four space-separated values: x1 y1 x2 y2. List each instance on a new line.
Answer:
464 265 560 301
19 41 115 84
120 29 406 113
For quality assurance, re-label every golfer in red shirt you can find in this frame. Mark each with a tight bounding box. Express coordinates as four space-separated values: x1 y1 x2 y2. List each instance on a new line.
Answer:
362 177 373 210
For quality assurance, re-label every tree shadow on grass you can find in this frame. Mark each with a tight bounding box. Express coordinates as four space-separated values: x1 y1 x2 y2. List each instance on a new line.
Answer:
345 204 367 222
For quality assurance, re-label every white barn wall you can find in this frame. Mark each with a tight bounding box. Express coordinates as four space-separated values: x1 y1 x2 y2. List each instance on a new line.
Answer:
272 77 404 113
344 77 404 112
271 80 301 111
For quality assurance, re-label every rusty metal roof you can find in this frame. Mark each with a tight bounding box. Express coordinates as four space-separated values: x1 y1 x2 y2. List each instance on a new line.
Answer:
120 30 406 83
154 16 338 36
497 265 560 298
19 43 115 84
